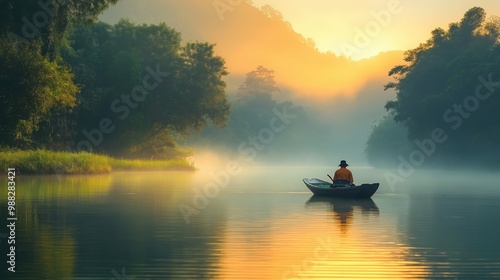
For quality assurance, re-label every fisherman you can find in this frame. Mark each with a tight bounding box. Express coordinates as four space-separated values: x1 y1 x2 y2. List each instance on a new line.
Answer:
333 160 354 187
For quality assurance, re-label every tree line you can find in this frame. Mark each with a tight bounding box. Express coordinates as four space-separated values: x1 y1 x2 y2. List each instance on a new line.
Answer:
366 7 500 168
0 0 230 159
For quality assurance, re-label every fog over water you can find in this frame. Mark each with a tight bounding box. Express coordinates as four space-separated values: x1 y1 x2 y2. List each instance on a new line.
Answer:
2 167 500 279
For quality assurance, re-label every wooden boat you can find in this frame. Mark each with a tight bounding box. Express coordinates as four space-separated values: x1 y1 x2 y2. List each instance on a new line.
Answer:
303 178 379 198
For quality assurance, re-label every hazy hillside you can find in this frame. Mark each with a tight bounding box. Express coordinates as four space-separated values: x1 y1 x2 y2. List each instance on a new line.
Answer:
100 0 403 101
99 1 410 164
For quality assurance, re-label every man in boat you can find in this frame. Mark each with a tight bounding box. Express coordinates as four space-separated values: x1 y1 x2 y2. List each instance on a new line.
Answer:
332 160 354 187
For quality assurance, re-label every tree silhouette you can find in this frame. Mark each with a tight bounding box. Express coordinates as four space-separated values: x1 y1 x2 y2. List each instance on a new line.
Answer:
369 7 500 167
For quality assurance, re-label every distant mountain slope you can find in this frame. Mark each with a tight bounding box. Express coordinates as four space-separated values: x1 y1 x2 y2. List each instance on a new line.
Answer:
100 0 403 100
100 1 408 164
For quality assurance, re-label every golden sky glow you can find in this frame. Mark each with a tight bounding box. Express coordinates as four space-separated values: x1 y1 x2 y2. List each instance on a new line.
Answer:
100 0 500 99
251 0 500 60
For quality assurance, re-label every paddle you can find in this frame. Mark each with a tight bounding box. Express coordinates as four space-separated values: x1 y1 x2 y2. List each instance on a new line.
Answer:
328 174 352 187
327 174 334 182
326 174 336 188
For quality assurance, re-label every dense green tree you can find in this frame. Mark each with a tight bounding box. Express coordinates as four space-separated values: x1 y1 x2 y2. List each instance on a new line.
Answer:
0 0 231 158
0 39 78 147
62 20 230 158
0 0 119 148
375 7 500 166
0 0 119 60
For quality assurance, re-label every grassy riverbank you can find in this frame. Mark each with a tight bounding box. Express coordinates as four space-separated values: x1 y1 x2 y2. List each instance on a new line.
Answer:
0 150 194 174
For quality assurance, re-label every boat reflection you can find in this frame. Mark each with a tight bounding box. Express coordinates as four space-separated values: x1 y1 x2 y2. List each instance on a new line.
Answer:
305 196 379 233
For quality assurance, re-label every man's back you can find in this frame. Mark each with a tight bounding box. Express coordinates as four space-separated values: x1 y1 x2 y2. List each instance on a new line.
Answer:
334 167 353 183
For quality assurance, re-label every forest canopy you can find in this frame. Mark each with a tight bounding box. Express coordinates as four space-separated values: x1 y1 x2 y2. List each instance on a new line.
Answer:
0 1 230 159
366 7 500 167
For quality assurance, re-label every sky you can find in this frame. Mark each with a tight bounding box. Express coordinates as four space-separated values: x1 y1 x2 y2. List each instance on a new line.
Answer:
250 0 500 60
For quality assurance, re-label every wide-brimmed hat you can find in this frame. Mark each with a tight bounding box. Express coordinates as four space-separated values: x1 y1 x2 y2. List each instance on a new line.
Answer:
338 160 349 167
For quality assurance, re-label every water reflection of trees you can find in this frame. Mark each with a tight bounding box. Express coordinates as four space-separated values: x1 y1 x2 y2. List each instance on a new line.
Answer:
305 196 379 233
404 191 500 279
0 177 79 279
0 175 113 279
0 173 226 279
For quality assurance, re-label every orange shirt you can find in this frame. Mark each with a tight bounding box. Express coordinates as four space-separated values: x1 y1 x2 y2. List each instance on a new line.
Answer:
333 167 354 183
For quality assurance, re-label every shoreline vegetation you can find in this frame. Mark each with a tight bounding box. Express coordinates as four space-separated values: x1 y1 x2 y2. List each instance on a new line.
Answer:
0 150 195 175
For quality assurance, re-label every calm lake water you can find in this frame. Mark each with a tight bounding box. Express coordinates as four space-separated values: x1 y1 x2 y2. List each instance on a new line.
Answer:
1 166 500 279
